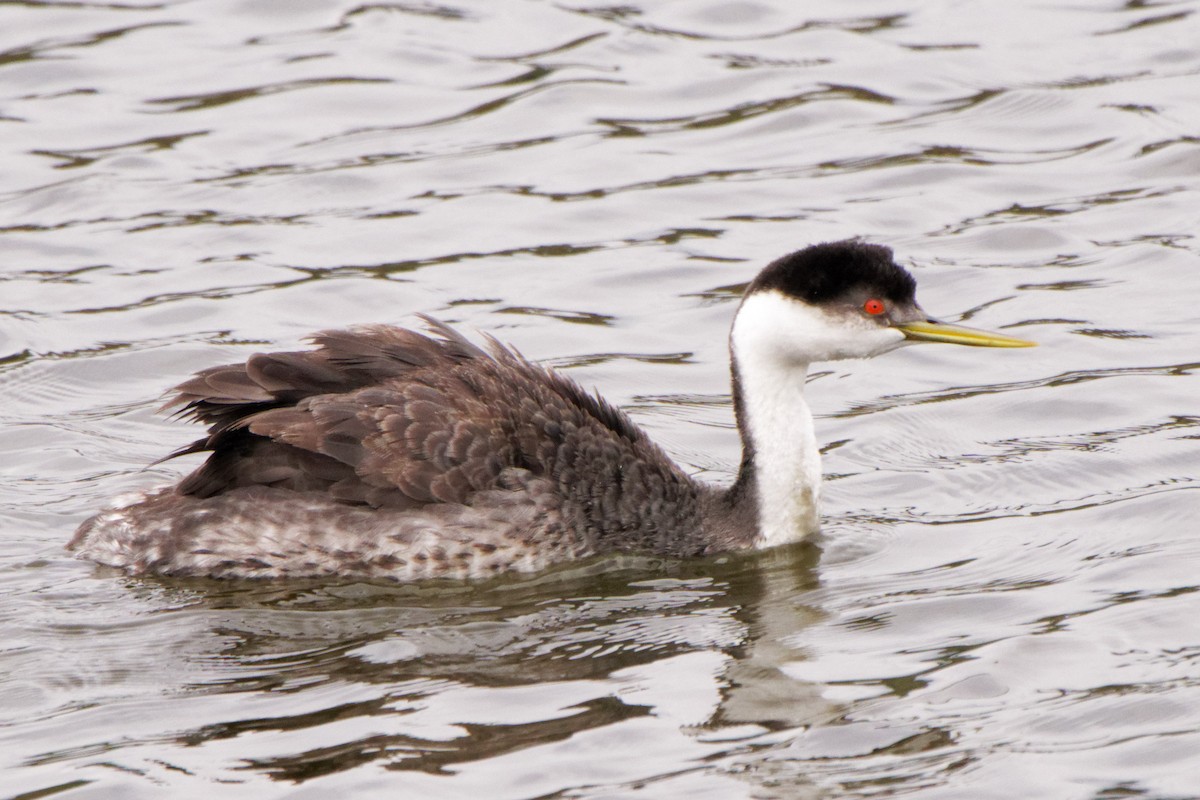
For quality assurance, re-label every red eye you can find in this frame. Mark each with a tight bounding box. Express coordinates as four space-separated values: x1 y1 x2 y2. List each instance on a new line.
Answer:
863 298 885 316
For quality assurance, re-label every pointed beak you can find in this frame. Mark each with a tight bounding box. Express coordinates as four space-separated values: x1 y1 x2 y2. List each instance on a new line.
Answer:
895 319 1036 348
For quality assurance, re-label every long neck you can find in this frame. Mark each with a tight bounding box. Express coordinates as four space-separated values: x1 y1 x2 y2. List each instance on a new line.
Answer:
726 303 823 549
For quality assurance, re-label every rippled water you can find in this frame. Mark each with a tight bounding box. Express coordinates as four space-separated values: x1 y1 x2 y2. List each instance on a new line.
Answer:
3 1 1199 797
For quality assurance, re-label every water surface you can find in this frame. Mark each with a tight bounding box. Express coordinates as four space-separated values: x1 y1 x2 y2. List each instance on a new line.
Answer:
2 1 1199 797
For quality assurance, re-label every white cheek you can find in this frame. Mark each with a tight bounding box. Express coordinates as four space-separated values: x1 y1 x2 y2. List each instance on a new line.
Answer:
734 291 905 364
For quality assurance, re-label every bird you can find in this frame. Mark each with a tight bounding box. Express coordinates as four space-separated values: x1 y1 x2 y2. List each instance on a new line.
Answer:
69 241 1034 581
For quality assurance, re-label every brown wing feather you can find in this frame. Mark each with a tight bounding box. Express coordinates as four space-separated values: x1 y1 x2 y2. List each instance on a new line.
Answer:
165 321 672 526
164 323 480 429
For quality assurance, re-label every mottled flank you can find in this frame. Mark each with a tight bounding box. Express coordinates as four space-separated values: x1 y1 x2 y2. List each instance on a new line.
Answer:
71 318 755 579
71 484 580 581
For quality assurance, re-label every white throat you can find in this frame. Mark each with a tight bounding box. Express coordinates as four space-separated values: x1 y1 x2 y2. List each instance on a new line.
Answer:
730 293 823 549
730 289 907 549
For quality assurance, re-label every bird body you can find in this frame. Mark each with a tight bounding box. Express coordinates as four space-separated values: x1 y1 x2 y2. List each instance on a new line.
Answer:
70 242 1033 580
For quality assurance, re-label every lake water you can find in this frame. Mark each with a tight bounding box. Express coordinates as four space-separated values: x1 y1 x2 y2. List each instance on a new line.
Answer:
2 1 1199 797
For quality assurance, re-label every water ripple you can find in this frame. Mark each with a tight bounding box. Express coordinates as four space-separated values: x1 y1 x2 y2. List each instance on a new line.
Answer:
3 0 1199 796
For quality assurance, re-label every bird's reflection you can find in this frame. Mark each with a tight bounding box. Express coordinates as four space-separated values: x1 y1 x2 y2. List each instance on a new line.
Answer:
129 542 836 783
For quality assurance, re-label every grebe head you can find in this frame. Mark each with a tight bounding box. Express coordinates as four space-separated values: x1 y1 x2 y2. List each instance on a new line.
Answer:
732 241 1033 367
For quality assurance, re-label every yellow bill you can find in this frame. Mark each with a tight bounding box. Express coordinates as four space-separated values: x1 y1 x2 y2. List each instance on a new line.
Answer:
896 320 1036 348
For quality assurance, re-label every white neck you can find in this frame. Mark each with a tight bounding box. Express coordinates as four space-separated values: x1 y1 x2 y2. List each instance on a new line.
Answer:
730 293 825 549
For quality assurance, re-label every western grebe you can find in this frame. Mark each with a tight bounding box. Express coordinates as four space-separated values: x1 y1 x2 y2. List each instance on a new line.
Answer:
70 241 1034 580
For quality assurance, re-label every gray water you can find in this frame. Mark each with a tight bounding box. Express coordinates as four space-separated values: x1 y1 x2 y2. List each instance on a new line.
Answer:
3 1 1199 797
